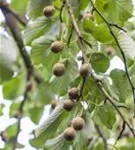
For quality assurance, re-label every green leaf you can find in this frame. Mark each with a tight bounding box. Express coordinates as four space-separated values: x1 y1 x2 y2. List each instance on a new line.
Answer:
23 17 53 45
93 139 104 150
3 74 26 100
118 32 135 60
83 77 104 112
11 0 28 14
27 0 52 19
31 34 60 72
0 104 4 116
95 0 133 26
90 52 110 73
31 81 54 105
29 104 44 124
83 18 112 43
6 123 18 139
79 0 89 10
31 103 68 148
92 104 116 129
44 134 70 150
110 69 131 102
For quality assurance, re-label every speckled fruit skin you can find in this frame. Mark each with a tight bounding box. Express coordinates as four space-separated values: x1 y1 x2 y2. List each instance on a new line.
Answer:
68 87 80 99
51 41 64 53
43 5 55 17
53 62 65 77
64 127 76 141
63 100 74 111
72 117 85 131
80 63 91 77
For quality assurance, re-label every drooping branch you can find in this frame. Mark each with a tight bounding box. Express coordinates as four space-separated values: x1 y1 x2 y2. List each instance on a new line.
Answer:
92 76 135 137
1 6 33 73
90 0 135 117
0 5 43 149
59 0 66 23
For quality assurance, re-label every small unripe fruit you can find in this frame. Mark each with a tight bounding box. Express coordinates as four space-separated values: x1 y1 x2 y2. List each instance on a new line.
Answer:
43 5 55 17
64 127 76 141
26 81 33 92
72 117 85 131
80 63 91 77
68 87 80 99
51 41 64 53
105 46 115 56
51 100 58 109
53 62 65 77
63 100 74 111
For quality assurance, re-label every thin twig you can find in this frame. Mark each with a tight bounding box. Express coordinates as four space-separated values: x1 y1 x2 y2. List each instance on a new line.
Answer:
90 0 135 117
95 124 108 150
4 6 27 26
1 6 33 72
93 78 135 137
59 0 66 23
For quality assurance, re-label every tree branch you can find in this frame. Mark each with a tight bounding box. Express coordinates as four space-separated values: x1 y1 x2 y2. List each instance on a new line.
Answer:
92 76 135 137
90 0 135 117
95 124 108 150
59 0 66 23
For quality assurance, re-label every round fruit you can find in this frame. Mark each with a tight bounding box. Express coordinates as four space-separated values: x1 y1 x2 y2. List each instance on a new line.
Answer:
72 117 85 131
53 62 65 77
26 81 33 92
43 5 55 17
80 63 91 77
51 100 58 109
64 127 76 141
105 46 115 56
68 87 80 99
51 41 64 53
63 100 74 111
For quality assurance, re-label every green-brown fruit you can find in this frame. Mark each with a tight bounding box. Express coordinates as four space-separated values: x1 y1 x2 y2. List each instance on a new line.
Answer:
26 81 33 92
72 116 85 131
51 41 64 53
51 100 58 109
80 63 91 77
64 127 76 141
68 87 80 99
53 62 65 77
63 100 74 111
105 46 115 56
43 5 55 17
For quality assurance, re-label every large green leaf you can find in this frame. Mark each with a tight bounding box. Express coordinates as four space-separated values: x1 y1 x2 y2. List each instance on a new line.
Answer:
23 17 54 45
118 32 135 60
3 74 26 100
95 0 133 26
90 52 110 73
92 104 116 129
83 18 112 43
110 69 131 102
30 103 68 148
83 77 105 112
27 0 52 19
44 134 70 150
31 34 60 72
11 0 28 14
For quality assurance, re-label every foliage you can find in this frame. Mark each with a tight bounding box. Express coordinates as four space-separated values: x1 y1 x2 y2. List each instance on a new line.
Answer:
0 0 135 149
